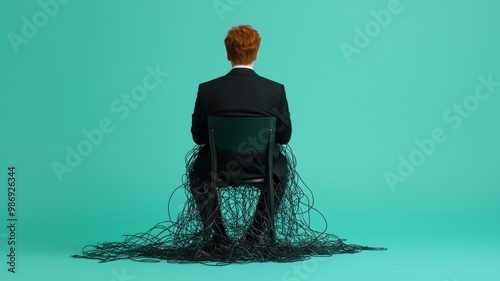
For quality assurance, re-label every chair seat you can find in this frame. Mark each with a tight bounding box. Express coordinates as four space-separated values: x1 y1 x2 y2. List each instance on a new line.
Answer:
216 177 266 185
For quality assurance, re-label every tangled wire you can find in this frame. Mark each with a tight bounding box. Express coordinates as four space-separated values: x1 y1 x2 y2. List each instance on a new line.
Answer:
72 144 386 264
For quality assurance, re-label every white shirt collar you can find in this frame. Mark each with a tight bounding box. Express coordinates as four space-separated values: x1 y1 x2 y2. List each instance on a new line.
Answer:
232 65 254 70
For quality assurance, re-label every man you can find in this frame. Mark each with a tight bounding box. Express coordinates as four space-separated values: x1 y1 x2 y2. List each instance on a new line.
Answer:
190 25 292 244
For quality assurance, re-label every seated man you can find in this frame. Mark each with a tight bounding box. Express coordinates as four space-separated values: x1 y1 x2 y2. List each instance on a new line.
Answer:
189 25 292 244
72 25 385 264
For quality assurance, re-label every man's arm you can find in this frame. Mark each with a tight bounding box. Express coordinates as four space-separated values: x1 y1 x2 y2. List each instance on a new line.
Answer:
191 86 208 144
274 85 292 144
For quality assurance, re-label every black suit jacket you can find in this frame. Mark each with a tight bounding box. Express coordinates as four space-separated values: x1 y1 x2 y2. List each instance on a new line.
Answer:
191 68 292 184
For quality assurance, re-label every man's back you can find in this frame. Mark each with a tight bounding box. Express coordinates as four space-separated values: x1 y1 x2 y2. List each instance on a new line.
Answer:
191 67 291 145
190 67 292 184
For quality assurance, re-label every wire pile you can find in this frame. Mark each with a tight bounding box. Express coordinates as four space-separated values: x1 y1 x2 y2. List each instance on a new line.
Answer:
73 145 386 264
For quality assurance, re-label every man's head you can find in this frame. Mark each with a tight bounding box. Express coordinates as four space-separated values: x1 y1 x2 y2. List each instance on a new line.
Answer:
224 25 261 66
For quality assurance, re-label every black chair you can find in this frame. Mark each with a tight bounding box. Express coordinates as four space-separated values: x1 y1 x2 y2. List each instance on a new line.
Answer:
207 116 277 243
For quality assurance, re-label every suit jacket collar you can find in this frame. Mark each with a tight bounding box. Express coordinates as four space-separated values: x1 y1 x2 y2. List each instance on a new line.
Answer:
227 67 258 76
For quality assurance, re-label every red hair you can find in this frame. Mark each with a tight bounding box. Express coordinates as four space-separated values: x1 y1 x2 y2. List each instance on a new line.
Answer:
224 25 261 65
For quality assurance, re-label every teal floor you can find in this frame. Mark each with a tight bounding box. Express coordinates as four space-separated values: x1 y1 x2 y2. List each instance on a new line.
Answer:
2 231 498 281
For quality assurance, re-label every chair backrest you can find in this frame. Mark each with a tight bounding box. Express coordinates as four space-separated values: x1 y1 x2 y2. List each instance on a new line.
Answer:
207 116 277 152
207 116 277 186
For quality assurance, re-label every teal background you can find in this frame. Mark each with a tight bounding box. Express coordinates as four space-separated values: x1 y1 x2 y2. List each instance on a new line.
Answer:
1 0 499 280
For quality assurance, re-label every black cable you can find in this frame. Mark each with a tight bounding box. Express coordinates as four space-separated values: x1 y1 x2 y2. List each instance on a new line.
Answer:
72 144 386 264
